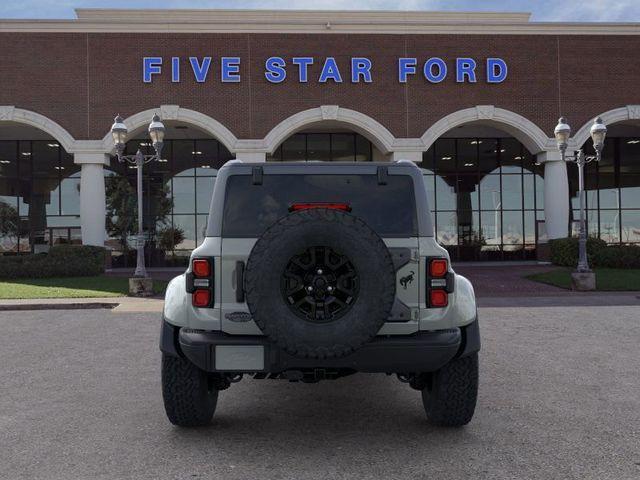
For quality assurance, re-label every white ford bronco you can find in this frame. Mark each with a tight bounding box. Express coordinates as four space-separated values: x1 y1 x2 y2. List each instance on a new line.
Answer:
161 160 479 427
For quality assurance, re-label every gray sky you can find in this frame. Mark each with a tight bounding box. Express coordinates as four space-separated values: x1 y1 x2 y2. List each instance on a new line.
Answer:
1 0 639 22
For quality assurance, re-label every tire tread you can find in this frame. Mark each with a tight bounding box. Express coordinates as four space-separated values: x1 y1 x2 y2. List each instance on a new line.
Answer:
422 353 479 427
161 353 218 427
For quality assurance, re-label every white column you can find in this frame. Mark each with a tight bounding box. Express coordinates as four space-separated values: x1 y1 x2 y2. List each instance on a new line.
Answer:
391 151 423 163
538 151 569 239
235 151 266 162
75 152 109 246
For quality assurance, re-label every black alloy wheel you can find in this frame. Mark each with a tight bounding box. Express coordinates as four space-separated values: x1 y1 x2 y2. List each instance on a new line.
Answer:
281 246 359 323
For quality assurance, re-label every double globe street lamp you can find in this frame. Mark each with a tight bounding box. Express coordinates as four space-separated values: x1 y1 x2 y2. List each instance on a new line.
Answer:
110 114 166 286
553 116 607 288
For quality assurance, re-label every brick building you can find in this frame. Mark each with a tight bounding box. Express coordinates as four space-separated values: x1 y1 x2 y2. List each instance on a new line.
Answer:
1 9 639 264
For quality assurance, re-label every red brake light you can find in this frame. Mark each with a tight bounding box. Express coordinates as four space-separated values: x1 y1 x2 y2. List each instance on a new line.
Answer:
430 289 448 308
192 289 211 307
290 203 351 212
430 259 448 278
192 259 211 278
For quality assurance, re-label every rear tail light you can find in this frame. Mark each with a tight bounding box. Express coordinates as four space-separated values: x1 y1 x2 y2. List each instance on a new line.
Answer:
289 202 351 212
192 259 211 278
187 258 214 307
192 289 211 307
430 289 448 308
427 258 453 308
429 259 448 278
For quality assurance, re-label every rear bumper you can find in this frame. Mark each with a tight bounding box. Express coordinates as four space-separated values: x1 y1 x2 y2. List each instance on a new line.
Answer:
160 319 480 374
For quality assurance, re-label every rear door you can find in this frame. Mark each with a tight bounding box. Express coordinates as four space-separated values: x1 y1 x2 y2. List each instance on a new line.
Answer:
219 171 420 335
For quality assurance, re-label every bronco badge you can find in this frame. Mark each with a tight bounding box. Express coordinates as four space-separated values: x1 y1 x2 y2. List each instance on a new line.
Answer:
225 312 252 322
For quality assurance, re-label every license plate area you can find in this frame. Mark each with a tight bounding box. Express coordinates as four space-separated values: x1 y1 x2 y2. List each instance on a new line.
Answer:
215 345 265 371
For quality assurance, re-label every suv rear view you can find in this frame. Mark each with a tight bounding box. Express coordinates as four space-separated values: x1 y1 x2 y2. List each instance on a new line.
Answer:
160 161 479 427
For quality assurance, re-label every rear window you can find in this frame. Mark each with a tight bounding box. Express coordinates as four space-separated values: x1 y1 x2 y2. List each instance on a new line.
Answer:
222 174 417 237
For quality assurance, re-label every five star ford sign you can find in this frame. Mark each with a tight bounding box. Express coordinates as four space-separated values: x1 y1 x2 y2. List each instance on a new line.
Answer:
142 57 508 84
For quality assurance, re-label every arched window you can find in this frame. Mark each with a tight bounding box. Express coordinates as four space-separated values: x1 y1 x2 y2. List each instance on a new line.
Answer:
106 136 231 267
0 138 79 253
419 136 544 261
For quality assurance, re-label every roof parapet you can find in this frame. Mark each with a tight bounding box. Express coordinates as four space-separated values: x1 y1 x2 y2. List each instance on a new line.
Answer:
74 9 532 24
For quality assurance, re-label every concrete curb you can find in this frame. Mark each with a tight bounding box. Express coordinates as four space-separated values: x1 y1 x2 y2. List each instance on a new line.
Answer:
0 296 165 313
0 302 119 311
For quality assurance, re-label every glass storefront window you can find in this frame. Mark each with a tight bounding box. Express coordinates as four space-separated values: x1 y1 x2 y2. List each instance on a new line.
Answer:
173 140 195 176
502 211 524 248
271 132 373 162
501 175 523 211
104 138 232 267
60 176 81 215
435 139 456 175
436 211 457 246
568 136 640 244
355 134 372 162
456 176 479 210
599 210 620 243
523 174 536 210
435 175 456 211
500 138 523 174
478 139 499 173
621 210 640 243
332 133 357 161
196 176 216 214
172 214 196 251
0 139 79 253
420 136 545 260
282 134 306 161
172 177 195 214
0 141 18 177
306 134 331 161
479 175 501 211
524 211 536 245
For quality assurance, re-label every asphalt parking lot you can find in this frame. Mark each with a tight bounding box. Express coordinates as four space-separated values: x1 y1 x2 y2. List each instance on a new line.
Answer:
1 306 639 480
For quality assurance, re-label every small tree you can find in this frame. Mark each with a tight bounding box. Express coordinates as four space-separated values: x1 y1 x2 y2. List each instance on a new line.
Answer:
0 201 21 250
157 226 185 253
105 175 172 252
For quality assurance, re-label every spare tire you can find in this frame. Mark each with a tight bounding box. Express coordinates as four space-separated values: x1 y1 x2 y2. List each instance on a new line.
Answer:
244 208 396 359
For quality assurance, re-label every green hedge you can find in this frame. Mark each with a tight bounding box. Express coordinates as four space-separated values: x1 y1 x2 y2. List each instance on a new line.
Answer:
593 245 640 269
550 237 640 268
0 245 106 279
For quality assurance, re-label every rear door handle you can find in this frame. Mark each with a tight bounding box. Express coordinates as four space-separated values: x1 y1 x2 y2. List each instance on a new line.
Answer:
236 261 245 302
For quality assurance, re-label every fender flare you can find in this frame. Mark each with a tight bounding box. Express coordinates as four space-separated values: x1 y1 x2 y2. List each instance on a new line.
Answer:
163 274 189 328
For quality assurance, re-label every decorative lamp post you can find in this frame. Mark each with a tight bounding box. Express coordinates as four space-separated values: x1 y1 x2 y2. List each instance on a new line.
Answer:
553 116 607 289
110 114 165 292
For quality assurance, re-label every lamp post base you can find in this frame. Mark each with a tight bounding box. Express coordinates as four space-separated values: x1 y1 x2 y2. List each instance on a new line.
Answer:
129 277 154 297
571 271 596 291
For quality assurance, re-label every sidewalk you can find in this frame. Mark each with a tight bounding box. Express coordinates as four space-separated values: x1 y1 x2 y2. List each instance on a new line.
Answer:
454 264 569 297
2 264 638 312
0 296 164 313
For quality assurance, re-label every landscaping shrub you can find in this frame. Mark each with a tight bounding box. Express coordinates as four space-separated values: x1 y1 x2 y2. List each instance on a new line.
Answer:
549 237 607 267
593 245 640 269
550 237 640 268
0 245 106 279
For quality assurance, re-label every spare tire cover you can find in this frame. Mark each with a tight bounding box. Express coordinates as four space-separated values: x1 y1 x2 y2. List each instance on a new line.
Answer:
244 208 396 359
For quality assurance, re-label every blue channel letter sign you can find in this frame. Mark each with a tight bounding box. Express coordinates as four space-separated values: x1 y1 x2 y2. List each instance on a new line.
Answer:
142 56 508 84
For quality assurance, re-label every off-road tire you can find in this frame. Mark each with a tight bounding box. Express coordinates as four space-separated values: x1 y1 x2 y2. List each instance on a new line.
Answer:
244 208 396 359
161 353 218 427
421 353 479 427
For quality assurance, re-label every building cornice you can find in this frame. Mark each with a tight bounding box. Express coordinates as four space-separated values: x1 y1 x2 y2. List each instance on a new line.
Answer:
0 9 639 35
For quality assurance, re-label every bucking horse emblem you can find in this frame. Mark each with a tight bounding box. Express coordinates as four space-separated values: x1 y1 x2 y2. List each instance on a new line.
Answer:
399 271 415 290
